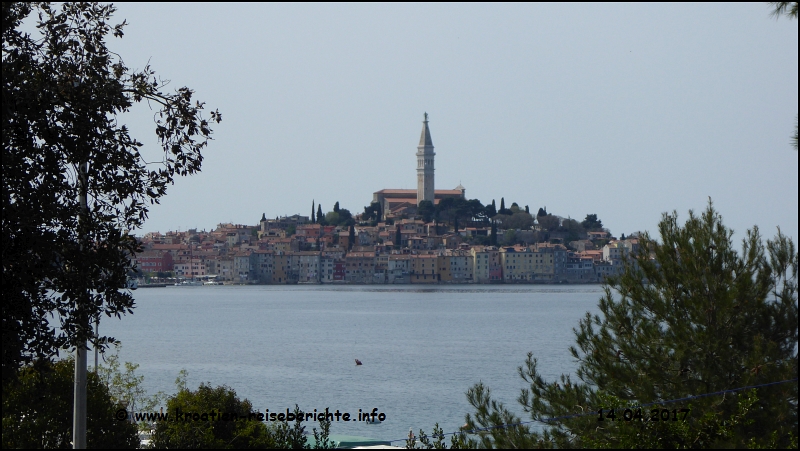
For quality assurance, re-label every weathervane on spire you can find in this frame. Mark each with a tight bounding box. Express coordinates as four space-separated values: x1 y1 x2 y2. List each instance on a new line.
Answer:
424 112 428 122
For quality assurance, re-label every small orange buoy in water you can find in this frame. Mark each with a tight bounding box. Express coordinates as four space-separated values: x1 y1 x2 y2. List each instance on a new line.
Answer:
355 359 362 366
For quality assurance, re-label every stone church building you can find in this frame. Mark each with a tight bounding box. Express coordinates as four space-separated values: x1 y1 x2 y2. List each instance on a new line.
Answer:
372 113 465 219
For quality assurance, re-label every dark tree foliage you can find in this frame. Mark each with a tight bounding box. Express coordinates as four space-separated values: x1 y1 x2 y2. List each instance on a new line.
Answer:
490 220 497 246
152 383 277 449
333 201 340 213
537 207 547 218
466 199 487 224
498 197 511 215
770 1 798 18
581 213 603 230
464 203 798 448
2 2 221 381
395 226 402 249
537 214 560 232
768 3 798 150
317 204 325 226
502 212 534 230
417 200 435 223
405 423 473 449
525 205 530 214
453 198 471 230
362 202 381 223
2 358 139 448
324 208 353 227
361 205 374 222
560 218 586 242
485 200 497 219
154 383 336 449
348 225 355 250
338 208 354 227
311 200 316 223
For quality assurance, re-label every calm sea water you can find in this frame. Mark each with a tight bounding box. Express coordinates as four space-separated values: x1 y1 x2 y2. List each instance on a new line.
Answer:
97 285 603 443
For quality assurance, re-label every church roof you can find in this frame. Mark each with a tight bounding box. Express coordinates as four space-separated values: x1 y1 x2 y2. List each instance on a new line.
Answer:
419 113 433 147
374 189 464 197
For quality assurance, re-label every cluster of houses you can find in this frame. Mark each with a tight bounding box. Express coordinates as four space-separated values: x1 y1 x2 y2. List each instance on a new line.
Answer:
134 214 641 285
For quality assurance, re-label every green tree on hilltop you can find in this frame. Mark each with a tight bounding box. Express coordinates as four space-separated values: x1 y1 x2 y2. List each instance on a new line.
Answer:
537 214 560 232
581 214 603 231
348 225 355 250
462 202 798 448
498 198 510 215
317 204 324 224
418 200 435 223
362 202 382 224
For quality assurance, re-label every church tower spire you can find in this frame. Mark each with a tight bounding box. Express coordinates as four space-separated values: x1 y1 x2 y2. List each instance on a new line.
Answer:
416 112 435 205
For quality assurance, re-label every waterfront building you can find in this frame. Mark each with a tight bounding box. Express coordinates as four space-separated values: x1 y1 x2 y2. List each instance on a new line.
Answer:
345 251 376 283
387 254 411 283
410 254 439 283
253 250 274 283
135 250 174 273
500 246 537 282
291 251 321 283
440 249 474 283
471 246 502 283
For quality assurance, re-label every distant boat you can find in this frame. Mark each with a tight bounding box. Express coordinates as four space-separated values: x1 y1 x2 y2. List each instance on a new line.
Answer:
175 279 202 286
355 359 362 366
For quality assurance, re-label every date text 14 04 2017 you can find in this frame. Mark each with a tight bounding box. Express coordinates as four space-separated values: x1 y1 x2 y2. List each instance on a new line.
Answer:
597 408 690 422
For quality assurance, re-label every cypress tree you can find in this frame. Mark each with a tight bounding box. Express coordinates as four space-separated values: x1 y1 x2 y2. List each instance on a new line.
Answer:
499 198 505 213
311 200 315 223
490 220 497 246
334 201 340 213
317 204 324 225
348 225 355 251
395 226 402 249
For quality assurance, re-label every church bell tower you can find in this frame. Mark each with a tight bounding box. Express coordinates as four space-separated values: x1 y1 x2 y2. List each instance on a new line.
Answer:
416 113 435 205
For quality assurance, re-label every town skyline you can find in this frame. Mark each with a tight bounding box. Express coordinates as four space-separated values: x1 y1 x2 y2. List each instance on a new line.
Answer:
92 3 796 243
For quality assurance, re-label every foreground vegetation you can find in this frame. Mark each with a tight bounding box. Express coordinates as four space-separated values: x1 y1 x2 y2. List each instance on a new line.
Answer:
416 203 798 448
2 346 336 449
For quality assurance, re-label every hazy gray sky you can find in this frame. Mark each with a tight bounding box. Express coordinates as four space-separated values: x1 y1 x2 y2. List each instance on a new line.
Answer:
102 3 797 242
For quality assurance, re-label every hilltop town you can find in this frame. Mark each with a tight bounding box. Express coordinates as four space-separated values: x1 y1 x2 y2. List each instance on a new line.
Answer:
134 114 641 285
